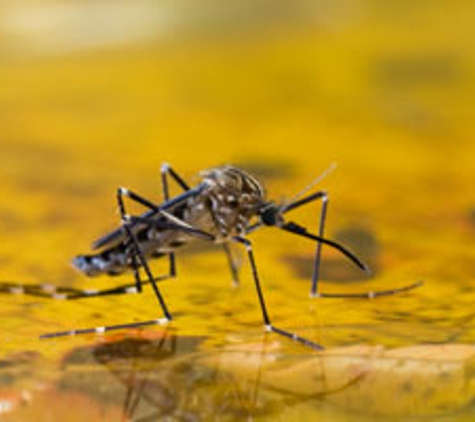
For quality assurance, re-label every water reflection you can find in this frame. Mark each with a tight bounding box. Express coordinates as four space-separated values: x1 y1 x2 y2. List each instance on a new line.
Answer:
64 332 371 421
61 332 274 421
93 333 179 421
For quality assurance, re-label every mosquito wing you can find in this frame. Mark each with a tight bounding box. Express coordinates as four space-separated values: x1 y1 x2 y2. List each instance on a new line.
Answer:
91 183 208 251
92 229 123 251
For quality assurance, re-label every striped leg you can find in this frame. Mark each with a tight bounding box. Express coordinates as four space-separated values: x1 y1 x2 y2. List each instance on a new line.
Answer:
282 190 329 297
117 188 172 320
280 221 423 298
40 193 216 339
233 236 323 351
160 162 190 276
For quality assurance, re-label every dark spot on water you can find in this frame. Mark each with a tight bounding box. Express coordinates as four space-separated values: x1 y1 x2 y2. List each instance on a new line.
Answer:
438 371 452 381
371 54 461 87
333 227 381 261
59 334 204 409
284 226 380 281
283 254 378 283
234 158 295 180
58 366 124 405
63 335 203 368
401 381 413 393
0 373 15 385
62 347 95 367
468 208 475 227
0 351 41 387
423 386 436 400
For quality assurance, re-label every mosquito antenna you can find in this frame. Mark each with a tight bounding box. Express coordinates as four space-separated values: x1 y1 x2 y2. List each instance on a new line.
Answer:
281 163 337 212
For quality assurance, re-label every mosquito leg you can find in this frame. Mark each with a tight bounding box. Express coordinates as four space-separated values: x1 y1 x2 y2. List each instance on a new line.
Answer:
125 244 142 294
40 247 173 338
40 200 218 339
233 236 323 351
40 319 169 339
0 282 93 300
113 165 239 288
117 188 172 321
65 276 170 300
117 163 189 280
0 278 170 300
311 192 327 298
282 191 329 297
116 189 147 295
160 162 190 192
280 221 422 298
160 163 190 278
161 163 175 277
223 243 240 287
116 186 210 296
18 263 173 301
317 280 424 298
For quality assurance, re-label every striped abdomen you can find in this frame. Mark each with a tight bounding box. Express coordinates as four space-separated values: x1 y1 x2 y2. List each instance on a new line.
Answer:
72 245 139 277
72 227 187 277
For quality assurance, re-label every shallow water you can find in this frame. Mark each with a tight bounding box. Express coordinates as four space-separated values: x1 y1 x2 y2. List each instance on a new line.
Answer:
1 1 475 420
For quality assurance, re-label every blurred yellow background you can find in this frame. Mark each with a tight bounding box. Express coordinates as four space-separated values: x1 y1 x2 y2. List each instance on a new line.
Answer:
1 1 475 420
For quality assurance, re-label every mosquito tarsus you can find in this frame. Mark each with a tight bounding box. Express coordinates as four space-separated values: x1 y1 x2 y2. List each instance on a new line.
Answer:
39 163 422 349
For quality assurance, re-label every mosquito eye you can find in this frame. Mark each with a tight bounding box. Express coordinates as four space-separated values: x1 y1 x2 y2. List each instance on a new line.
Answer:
260 207 278 226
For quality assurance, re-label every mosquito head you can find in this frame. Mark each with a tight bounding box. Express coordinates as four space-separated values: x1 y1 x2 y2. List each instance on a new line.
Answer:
258 202 284 227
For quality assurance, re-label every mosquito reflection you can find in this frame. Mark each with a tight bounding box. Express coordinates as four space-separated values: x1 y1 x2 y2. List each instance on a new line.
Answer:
89 330 365 421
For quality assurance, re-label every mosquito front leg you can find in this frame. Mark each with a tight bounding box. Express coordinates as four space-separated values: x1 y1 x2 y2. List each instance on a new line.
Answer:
233 236 323 351
282 191 329 297
280 221 422 298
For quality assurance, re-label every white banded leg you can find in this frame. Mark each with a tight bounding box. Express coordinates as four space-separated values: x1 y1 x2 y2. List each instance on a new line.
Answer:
233 236 323 351
282 190 329 297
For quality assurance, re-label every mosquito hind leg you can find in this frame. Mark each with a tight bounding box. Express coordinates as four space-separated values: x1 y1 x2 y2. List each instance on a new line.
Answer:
160 162 190 193
233 236 323 351
117 188 172 321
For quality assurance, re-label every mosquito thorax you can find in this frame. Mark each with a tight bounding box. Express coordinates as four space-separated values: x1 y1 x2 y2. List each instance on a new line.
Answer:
195 166 267 236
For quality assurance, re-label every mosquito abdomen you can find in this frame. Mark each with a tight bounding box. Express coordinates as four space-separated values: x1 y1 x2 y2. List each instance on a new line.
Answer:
72 250 129 277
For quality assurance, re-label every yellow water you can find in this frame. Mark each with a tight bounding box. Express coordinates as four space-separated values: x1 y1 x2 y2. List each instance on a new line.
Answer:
1 1 475 420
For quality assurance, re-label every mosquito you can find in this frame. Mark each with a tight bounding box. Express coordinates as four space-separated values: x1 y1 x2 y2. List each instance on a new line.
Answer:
39 163 422 349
